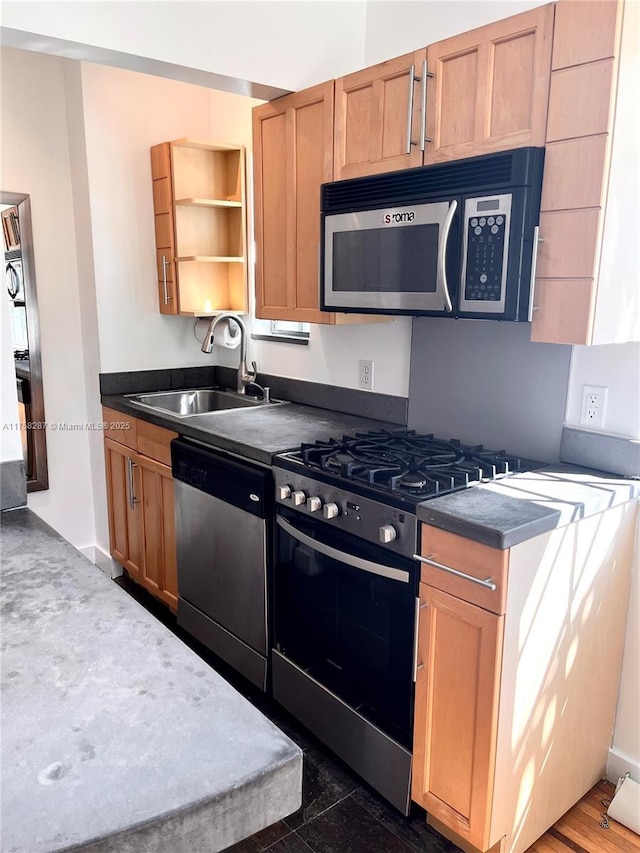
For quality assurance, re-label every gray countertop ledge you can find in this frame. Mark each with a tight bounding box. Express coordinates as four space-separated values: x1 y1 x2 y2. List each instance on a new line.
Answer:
0 509 302 853
102 393 398 466
417 464 640 549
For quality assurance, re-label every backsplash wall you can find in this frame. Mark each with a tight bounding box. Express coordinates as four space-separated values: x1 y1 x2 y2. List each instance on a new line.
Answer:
407 318 572 462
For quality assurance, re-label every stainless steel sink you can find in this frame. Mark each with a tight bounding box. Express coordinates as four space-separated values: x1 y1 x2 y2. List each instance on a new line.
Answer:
127 388 277 417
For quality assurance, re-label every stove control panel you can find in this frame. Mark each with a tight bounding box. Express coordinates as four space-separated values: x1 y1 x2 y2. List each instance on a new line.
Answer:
274 468 417 559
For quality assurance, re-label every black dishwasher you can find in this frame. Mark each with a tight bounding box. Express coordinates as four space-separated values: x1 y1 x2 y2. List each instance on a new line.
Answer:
171 438 273 690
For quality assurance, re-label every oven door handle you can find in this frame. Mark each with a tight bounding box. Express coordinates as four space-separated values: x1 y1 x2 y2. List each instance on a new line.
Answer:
277 515 410 584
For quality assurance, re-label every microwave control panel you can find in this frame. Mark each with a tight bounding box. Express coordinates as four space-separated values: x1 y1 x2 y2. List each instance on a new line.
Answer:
459 194 512 314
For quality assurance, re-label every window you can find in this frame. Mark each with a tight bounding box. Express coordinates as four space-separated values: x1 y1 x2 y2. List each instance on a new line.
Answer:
251 317 310 344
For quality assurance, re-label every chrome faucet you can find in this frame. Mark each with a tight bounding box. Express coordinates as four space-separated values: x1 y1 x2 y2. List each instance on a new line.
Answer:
200 313 256 394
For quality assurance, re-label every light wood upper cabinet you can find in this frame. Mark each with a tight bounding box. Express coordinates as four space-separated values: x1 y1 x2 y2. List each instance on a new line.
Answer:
425 5 554 164
331 6 554 178
254 82 334 324
150 139 248 318
102 407 178 612
334 50 427 180
531 0 637 346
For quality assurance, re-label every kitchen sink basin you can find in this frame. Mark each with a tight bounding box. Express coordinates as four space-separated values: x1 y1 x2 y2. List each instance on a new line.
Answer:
127 388 278 417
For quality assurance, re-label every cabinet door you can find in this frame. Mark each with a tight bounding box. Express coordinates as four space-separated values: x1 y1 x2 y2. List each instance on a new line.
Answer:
138 455 178 612
253 81 336 324
412 583 503 851
425 5 554 164
150 142 178 314
104 438 144 581
334 50 426 180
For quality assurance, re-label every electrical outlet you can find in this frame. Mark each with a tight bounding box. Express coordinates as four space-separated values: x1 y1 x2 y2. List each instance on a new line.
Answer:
580 385 608 428
359 359 374 390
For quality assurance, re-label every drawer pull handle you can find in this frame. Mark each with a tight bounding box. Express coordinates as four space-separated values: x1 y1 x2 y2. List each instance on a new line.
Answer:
162 255 172 305
413 554 497 591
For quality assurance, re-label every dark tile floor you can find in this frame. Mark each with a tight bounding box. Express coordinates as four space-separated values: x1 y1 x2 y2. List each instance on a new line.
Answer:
115 575 462 853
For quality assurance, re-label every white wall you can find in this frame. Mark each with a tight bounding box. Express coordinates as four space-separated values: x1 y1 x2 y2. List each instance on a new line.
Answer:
566 343 640 439
1 1 367 92
0 47 96 548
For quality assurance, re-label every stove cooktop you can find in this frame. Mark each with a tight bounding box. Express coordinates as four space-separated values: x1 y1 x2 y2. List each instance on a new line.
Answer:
275 428 543 510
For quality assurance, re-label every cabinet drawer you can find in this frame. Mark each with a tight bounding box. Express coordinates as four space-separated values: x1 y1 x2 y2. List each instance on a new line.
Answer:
101 406 137 451
136 419 178 467
419 526 508 614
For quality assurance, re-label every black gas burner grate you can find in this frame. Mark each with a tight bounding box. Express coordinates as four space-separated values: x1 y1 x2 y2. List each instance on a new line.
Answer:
293 428 535 502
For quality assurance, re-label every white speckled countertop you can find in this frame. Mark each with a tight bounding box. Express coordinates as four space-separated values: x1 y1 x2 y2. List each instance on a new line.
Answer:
0 509 301 853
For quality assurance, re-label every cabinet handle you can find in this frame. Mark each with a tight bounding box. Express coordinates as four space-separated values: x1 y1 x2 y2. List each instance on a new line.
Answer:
419 59 434 151
527 226 541 322
413 553 497 591
127 457 138 510
162 255 172 305
405 64 416 154
438 200 457 313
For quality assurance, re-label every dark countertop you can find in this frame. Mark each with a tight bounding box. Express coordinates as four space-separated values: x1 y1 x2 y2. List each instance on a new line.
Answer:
102 392 397 466
0 509 302 853
103 383 639 550
417 464 640 549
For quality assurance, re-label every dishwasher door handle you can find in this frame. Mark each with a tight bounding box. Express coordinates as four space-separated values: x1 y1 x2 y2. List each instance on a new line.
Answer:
277 515 410 583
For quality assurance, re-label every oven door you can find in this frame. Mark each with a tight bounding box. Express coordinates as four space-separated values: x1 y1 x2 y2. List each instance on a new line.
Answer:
274 507 418 749
322 199 459 314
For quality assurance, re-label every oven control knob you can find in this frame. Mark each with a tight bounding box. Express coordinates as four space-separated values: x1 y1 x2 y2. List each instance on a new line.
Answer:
278 485 292 500
323 502 339 519
307 496 322 513
379 524 397 544
292 490 307 506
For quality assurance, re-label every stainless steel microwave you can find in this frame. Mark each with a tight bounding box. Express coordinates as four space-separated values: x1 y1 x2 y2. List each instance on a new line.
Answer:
320 147 544 321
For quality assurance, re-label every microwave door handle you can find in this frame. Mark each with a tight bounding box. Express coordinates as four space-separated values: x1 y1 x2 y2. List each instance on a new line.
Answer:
527 226 541 322
438 200 458 313
276 515 410 584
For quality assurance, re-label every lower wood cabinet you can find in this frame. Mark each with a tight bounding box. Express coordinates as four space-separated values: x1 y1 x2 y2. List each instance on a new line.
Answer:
413 504 637 853
104 437 144 578
103 408 178 611
412 583 503 852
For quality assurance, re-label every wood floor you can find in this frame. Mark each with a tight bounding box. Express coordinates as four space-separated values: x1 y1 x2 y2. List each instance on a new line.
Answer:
527 780 640 853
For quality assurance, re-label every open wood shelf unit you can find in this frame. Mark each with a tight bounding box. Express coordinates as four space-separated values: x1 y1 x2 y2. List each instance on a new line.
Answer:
151 138 248 318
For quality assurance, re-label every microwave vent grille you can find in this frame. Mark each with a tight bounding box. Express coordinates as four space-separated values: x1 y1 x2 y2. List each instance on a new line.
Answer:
323 149 540 210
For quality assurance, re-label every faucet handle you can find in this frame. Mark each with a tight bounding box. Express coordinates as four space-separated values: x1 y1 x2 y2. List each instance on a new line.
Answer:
250 360 258 381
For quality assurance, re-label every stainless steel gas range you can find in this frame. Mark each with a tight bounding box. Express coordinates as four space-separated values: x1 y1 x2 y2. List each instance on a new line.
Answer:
271 428 540 814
